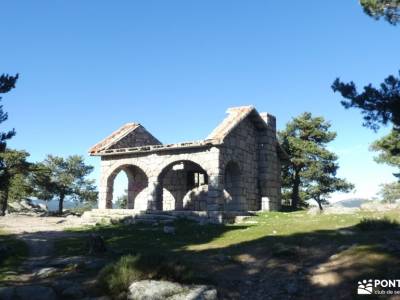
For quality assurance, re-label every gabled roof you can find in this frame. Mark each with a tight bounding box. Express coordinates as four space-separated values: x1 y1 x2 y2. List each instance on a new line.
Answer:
89 123 141 154
89 106 277 157
207 105 269 140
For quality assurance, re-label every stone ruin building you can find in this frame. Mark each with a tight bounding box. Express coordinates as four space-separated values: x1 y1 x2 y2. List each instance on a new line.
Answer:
89 106 283 222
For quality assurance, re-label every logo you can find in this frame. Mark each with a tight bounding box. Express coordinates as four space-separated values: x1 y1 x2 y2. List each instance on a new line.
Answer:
358 279 373 295
357 279 400 295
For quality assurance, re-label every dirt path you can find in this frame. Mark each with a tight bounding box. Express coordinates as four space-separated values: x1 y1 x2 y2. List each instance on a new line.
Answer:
0 214 83 234
0 215 89 282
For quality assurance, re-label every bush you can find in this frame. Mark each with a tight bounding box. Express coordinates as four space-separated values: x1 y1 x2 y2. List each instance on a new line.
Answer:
0 234 28 281
356 217 399 231
97 254 195 296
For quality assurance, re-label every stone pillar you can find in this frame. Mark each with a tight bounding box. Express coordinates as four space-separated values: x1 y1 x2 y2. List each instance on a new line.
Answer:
105 186 113 209
258 113 282 211
206 147 223 211
98 183 113 209
127 180 135 209
99 161 113 209
146 177 161 210
207 174 223 211
98 186 108 209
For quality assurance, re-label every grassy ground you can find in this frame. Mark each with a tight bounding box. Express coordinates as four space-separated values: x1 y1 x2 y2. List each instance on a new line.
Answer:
0 229 28 281
54 210 400 299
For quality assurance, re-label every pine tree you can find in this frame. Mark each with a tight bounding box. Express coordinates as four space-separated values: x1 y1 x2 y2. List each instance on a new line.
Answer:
279 113 354 210
0 149 31 215
0 73 18 153
360 0 400 25
333 1 400 180
32 155 97 214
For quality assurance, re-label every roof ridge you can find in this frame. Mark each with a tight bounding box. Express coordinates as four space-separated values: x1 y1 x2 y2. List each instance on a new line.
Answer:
206 106 256 140
88 123 141 153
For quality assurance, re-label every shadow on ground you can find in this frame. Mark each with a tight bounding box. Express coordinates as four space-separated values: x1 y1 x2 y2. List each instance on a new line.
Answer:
1 216 400 299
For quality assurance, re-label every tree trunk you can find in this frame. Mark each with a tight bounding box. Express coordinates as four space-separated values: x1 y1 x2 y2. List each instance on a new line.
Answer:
317 199 323 211
0 191 7 216
0 188 9 216
291 171 301 210
58 193 65 215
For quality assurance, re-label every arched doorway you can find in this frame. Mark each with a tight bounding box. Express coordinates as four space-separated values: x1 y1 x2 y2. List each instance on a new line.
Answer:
105 165 148 209
157 160 208 211
224 161 241 210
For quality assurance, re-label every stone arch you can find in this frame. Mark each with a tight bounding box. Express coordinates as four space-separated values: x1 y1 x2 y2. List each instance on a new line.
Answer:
156 160 209 211
104 164 149 209
224 160 242 210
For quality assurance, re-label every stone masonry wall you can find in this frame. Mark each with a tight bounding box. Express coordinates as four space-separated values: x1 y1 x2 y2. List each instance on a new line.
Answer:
98 147 221 211
109 125 161 149
97 113 281 212
258 113 281 211
220 117 259 211
162 169 187 210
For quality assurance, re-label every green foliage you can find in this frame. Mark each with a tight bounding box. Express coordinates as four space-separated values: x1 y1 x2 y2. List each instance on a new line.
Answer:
279 112 353 210
115 192 128 209
98 254 194 296
333 4 400 180
370 129 400 178
98 255 145 295
8 173 32 203
378 181 400 203
356 217 399 231
0 73 18 154
360 0 400 25
31 155 97 214
54 210 400 300
0 149 31 215
0 230 28 281
332 72 400 131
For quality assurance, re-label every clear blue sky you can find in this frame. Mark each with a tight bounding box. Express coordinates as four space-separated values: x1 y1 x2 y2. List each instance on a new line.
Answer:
1 1 399 202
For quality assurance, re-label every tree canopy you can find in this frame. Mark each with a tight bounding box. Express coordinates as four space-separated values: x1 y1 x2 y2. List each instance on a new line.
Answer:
32 155 97 214
332 2 400 181
332 1 400 131
0 149 31 215
279 112 354 210
0 74 18 153
370 129 400 177
378 181 400 203
360 0 400 25
332 72 400 131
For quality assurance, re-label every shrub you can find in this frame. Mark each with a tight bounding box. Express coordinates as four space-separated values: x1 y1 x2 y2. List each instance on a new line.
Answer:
356 217 399 231
98 255 145 296
98 254 195 296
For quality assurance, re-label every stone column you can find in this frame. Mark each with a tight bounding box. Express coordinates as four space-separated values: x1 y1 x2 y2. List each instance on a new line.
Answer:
146 177 161 211
127 181 135 209
105 186 113 209
99 161 113 209
98 185 108 209
206 147 223 211
259 113 282 211
207 174 223 211
125 171 136 209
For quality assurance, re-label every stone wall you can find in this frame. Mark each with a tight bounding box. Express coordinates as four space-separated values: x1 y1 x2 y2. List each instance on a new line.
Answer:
220 117 259 210
109 125 161 149
98 146 221 211
97 113 281 212
258 113 282 211
162 162 209 210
